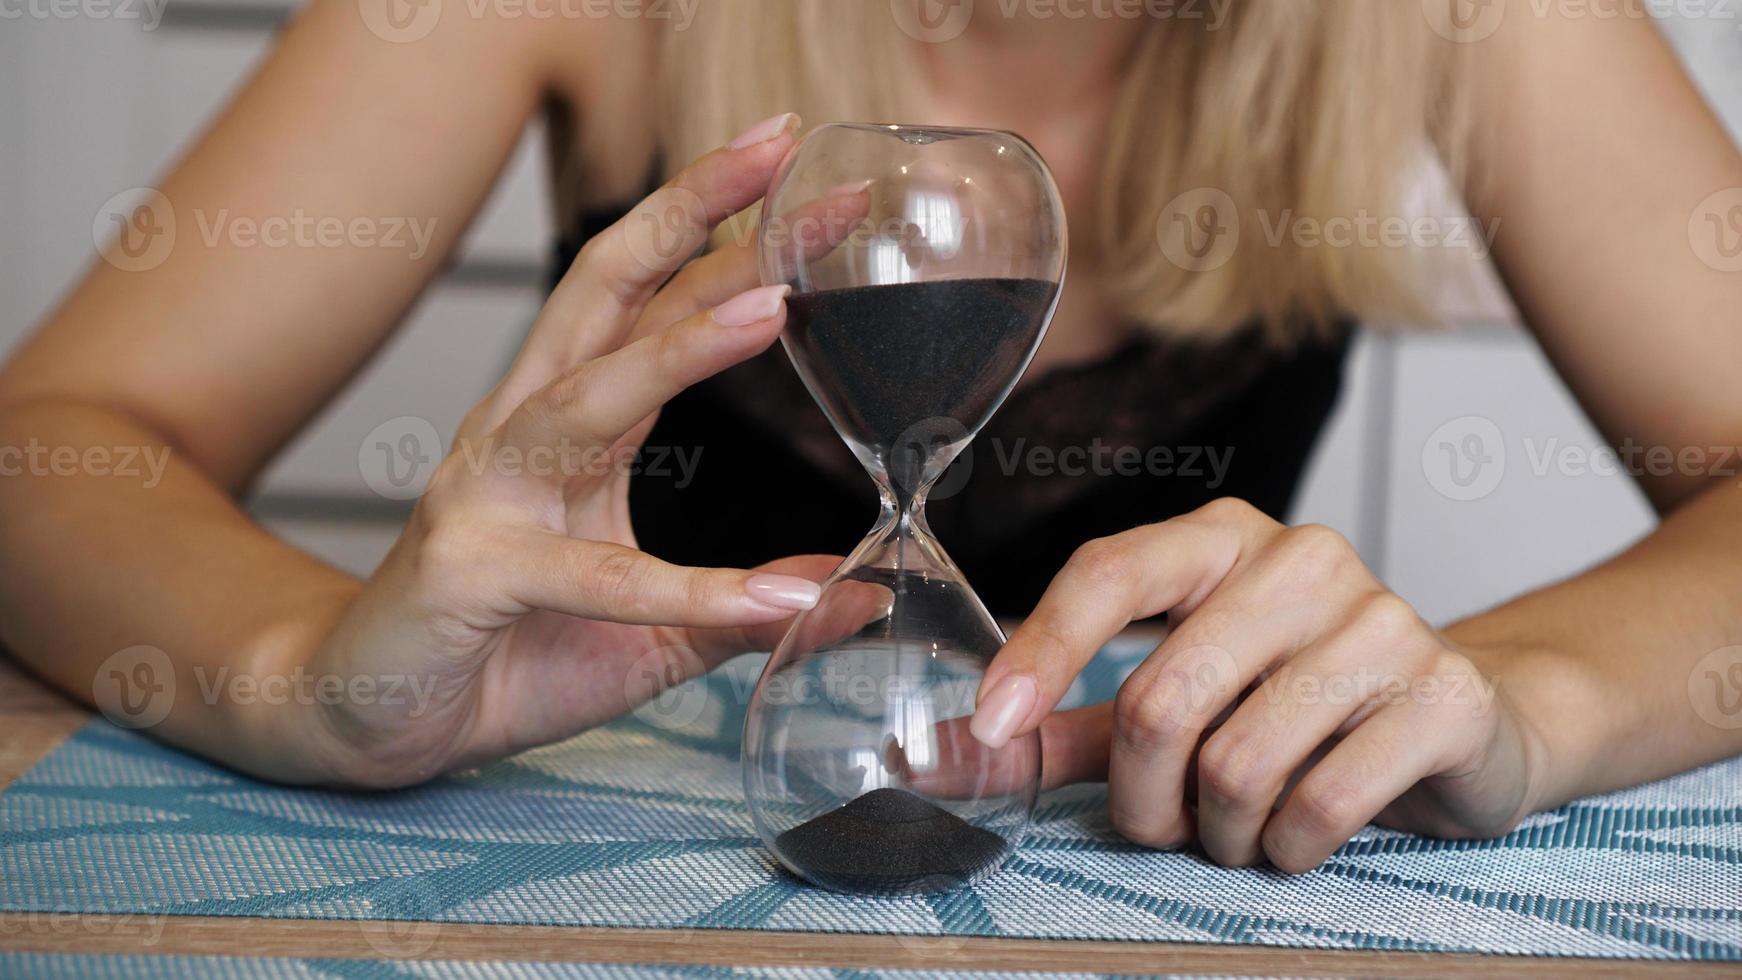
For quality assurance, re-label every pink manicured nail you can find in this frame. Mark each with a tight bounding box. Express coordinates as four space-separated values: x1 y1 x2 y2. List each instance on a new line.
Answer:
971 675 1037 749
713 284 789 326
728 113 800 149
745 573 820 611
826 179 874 197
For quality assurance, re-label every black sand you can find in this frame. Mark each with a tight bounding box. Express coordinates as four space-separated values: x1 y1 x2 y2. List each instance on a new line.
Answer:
783 278 1056 486
774 787 1010 894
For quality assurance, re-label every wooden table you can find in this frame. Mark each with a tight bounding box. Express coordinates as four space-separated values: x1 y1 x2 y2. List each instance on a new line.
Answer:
0 657 1726 979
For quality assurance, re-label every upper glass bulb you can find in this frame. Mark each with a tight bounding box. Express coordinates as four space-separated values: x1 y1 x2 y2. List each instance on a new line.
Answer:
741 123 1067 895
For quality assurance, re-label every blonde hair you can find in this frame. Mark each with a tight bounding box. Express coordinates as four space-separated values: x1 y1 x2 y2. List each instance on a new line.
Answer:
662 1 1471 341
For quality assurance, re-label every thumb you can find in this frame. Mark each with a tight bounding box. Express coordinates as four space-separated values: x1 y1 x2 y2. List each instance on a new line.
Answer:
502 532 822 628
890 702 1112 798
1038 702 1114 789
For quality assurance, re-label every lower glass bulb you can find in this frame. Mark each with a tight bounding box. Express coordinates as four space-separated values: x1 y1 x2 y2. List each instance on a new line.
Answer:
742 517 1042 895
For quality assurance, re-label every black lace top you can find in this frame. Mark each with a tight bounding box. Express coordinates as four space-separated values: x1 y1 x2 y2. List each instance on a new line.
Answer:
554 205 1352 617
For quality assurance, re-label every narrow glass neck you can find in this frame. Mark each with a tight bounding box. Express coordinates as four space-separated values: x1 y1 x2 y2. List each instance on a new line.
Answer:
867 425 972 531
875 483 930 529
844 479 948 582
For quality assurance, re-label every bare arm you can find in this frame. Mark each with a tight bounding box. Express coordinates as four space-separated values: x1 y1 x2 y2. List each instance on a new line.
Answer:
966 4 1742 872
0 0 559 772
1446 2 1742 802
0 4 820 783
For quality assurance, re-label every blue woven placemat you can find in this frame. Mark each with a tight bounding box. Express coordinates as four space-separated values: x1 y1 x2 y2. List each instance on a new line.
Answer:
0 955 1156 980
0 955 1147 979
2 644 1738 961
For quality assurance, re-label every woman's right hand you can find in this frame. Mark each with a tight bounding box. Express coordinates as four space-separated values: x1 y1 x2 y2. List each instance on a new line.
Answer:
288 112 844 787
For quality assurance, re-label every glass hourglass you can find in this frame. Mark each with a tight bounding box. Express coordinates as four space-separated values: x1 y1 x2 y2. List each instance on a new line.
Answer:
741 123 1067 895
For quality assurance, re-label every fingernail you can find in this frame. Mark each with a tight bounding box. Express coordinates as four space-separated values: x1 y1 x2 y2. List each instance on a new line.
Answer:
971 675 1037 749
826 179 874 197
745 573 820 611
728 112 800 150
713 284 789 326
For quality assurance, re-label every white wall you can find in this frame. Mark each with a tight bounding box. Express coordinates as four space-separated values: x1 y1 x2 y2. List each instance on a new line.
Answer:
2 6 1738 620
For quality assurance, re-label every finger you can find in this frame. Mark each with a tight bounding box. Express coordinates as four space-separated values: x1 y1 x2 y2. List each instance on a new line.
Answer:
1193 593 1431 866
498 529 820 627
546 112 799 356
632 241 761 345
487 112 802 422
687 554 846 663
971 498 1278 751
1260 698 1472 873
502 284 789 459
765 575 896 657
1110 523 1372 850
887 700 1107 802
1039 702 1114 789
630 182 873 344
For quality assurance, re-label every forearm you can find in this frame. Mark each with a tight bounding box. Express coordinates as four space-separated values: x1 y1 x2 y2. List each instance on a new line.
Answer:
1447 480 1742 810
0 398 363 782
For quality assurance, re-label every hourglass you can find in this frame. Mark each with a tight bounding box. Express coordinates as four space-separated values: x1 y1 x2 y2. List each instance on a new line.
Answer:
741 123 1067 894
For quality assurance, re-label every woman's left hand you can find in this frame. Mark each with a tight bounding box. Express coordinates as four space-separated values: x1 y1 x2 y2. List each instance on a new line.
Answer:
971 497 1549 872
